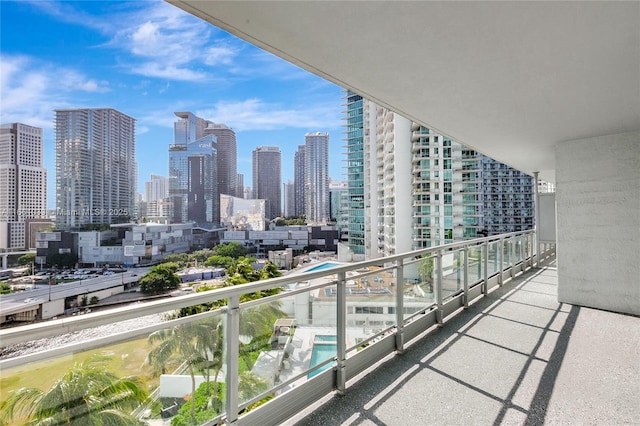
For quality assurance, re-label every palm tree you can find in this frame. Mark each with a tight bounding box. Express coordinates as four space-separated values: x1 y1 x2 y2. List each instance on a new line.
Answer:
146 322 207 423
0 355 147 425
193 318 225 399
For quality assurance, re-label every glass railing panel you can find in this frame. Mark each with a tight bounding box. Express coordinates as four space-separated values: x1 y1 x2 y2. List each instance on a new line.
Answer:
0 309 228 426
243 279 338 396
487 241 500 277
237 298 297 409
514 236 524 263
525 234 532 260
468 244 484 284
441 250 463 298
402 256 436 320
152 313 228 425
344 264 397 354
503 239 512 269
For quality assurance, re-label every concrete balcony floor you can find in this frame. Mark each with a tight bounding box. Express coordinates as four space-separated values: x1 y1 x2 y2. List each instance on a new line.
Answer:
290 257 640 425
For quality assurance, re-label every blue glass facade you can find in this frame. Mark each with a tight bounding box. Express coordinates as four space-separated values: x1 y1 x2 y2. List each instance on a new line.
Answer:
345 90 365 255
169 135 217 224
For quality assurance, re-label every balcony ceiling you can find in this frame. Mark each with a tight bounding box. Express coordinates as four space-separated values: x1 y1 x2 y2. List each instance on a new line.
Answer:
169 1 640 182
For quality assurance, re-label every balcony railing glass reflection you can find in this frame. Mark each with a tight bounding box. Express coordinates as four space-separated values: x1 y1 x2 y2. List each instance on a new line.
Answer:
0 230 542 425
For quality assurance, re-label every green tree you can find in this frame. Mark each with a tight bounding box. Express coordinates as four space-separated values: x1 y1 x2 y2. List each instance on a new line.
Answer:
147 325 199 423
0 282 11 295
213 242 246 259
204 255 234 269
139 263 181 295
16 253 35 266
237 371 269 405
0 355 147 425
147 318 224 422
162 253 189 267
190 249 216 264
418 256 435 292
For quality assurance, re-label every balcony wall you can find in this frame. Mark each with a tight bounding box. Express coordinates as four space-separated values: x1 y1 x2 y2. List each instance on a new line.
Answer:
556 131 640 315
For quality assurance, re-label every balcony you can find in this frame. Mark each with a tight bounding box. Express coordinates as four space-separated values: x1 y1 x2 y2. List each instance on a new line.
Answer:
1 232 637 425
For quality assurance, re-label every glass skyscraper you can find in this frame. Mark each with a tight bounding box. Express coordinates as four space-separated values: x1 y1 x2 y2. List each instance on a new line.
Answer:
54 108 136 230
169 112 218 224
345 93 535 258
344 90 366 257
252 146 281 220
304 132 330 224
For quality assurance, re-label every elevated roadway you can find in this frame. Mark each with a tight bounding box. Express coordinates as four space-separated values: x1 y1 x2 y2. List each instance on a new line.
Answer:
0 268 151 323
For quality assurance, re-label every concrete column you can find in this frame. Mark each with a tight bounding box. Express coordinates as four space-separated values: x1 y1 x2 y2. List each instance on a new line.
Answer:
556 131 639 315
394 115 413 255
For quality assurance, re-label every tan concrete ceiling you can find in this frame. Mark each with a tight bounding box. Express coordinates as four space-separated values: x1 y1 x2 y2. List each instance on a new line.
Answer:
169 1 640 182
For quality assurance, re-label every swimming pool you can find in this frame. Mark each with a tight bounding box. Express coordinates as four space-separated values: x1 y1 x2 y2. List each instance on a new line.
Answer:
314 334 337 343
304 262 341 272
308 335 337 378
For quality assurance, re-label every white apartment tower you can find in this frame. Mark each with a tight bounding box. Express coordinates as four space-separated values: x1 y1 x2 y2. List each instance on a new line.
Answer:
0 123 47 249
144 174 170 218
294 145 306 217
348 92 535 258
55 108 136 230
370 108 413 258
304 132 330 224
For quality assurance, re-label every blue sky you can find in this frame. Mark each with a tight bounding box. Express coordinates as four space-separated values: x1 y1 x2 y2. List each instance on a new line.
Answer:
1 0 345 208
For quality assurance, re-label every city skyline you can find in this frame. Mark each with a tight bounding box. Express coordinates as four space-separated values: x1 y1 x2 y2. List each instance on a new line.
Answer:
1 0 344 208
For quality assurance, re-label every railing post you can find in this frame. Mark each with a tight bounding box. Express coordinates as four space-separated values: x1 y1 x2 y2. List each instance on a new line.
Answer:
483 241 488 293
395 260 405 353
510 237 516 279
534 171 540 268
225 295 240 425
498 238 504 287
463 247 469 308
436 250 444 326
336 271 347 395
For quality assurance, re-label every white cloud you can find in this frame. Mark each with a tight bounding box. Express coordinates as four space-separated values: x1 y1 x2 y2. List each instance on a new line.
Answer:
106 1 241 81
0 55 110 128
196 98 342 132
134 63 209 82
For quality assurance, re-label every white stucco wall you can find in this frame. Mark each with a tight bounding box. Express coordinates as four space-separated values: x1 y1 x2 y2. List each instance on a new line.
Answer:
556 131 640 315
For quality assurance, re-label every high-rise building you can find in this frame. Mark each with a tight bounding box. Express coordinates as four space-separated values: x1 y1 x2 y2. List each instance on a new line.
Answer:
0 123 48 249
55 108 136 230
294 144 306 217
344 90 366 258
304 132 330 224
252 146 281 219
371 107 413 257
346 92 535 258
204 123 237 197
329 180 349 241
144 174 168 203
174 111 210 145
481 158 534 234
236 173 245 199
143 174 170 218
169 112 219 224
283 180 295 218
410 124 484 250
